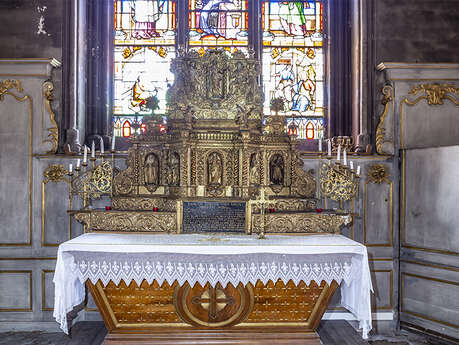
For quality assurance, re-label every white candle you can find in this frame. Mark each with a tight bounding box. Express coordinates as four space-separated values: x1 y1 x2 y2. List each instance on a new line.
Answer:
91 141 95 158
350 161 354 170
83 146 87 163
76 159 80 169
318 138 322 152
328 140 332 156
111 129 116 151
69 163 73 174
357 166 361 175
337 145 341 162
99 137 104 154
343 149 347 166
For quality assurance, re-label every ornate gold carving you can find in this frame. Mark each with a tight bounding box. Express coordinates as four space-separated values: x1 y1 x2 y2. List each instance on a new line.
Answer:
166 49 263 123
73 211 177 233
319 162 359 204
43 81 58 154
251 199 317 213
409 83 459 105
111 197 177 211
376 85 394 155
291 153 316 198
0 79 22 96
43 164 68 183
252 213 351 234
367 164 390 184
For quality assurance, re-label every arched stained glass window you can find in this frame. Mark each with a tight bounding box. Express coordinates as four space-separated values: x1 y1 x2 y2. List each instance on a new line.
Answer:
113 0 176 137
306 121 314 139
111 0 329 141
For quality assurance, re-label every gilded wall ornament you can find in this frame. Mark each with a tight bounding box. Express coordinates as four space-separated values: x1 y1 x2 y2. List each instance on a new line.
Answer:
376 85 394 155
0 79 22 97
43 81 59 154
43 164 68 183
409 83 459 105
367 164 390 184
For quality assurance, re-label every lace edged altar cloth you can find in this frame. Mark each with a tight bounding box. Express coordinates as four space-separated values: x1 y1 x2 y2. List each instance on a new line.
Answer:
53 233 373 338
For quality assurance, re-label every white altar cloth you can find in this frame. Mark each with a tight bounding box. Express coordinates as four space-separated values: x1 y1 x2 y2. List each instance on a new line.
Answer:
53 233 373 338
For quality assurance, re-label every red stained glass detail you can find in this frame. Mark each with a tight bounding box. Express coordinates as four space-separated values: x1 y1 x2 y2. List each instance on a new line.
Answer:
123 120 131 137
306 121 314 140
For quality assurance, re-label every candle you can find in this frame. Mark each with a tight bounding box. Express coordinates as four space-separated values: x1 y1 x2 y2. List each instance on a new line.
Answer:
350 161 354 170
343 149 347 166
76 159 80 169
318 138 322 152
91 141 95 158
111 129 116 151
357 166 361 175
69 163 73 174
99 137 104 154
328 140 332 156
83 146 87 163
337 145 341 162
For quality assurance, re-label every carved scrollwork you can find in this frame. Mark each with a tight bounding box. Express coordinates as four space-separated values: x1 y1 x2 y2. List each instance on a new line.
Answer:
73 211 177 233
42 81 58 154
0 79 23 97
111 197 177 211
252 213 351 234
409 83 459 105
376 84 395 155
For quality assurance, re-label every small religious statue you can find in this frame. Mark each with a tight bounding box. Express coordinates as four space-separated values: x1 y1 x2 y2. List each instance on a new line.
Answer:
269 154 284 185
249 152 260 185
144 153 159 185
208 152 222 185
166 152 180 186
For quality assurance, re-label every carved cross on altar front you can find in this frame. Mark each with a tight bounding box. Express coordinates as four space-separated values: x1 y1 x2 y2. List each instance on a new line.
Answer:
249 187 276 239
191 287 235 320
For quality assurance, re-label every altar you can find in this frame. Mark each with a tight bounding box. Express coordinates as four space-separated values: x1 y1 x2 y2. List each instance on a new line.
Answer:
56 49 371 344
54 233 372 344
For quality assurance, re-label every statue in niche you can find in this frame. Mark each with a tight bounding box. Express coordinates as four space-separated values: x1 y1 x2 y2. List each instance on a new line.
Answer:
270 154 284 185
208 152 222 185
249 152 260 185
166 152 180 186
207 66 226 100
144 153 159 185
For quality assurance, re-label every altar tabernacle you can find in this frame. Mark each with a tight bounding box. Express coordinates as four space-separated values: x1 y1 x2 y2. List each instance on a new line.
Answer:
55 49 371 345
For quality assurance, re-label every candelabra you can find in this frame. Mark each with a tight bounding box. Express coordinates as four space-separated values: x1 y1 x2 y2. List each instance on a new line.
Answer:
319 156 360 212
70 150 116 209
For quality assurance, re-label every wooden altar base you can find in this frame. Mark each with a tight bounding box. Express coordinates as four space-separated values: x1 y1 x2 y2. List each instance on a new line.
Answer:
103 329 321 345
87 279 338 345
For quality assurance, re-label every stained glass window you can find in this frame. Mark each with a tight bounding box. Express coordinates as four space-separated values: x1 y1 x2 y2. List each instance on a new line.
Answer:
262 0 324 139
189 0 248 55
113 0 176 137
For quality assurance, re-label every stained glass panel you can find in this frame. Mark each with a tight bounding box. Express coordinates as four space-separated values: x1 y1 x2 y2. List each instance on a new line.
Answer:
262 47 324 117
262 1 324 140
114 0 176 45
189 0 248 47
113 0 176 137
286 117 323 140
262 0 323 47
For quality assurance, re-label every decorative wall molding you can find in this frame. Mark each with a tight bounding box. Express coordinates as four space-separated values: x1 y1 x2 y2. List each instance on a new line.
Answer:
375 85 395 155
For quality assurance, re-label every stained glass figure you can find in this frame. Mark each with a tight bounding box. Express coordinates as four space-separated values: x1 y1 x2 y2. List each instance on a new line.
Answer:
114 0 176 45
189 0 248 48
262 1 324 139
